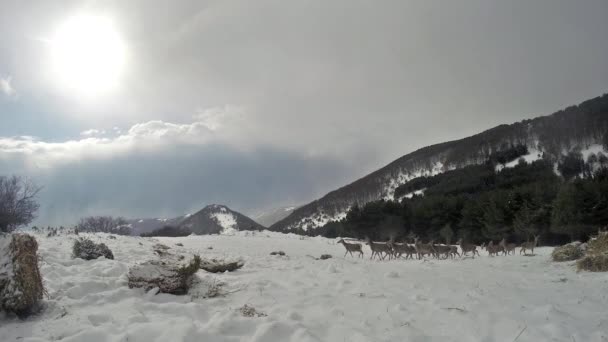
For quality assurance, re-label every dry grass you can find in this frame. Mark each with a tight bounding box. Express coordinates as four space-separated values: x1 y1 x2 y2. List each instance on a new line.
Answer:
551 243 584 262
577 232 608 272
0 234 45 316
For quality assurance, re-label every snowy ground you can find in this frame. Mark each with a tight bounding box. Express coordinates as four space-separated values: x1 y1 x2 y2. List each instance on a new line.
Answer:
1 232 607 342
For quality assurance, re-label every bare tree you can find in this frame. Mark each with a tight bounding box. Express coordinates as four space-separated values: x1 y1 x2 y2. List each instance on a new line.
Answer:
76 216 130 235
0 176 41 233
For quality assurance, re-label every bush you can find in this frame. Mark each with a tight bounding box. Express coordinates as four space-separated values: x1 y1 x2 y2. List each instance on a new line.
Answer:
551 242 585 262
141 226 191 237
72 238 114 260
577 231 608 272
0 234 44 316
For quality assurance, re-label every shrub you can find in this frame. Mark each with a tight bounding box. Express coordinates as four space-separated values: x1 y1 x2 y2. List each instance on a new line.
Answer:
577 231 608 272
72 238 114 260
551 242 585 262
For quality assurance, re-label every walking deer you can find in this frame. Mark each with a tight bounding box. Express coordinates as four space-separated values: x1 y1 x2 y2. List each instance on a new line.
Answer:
457 238 480 258
431 240 452 259
499 238 516 255
520 235 539 255
389 241 416 259
365 237 393 260
414 237 436 259
337 239 364 258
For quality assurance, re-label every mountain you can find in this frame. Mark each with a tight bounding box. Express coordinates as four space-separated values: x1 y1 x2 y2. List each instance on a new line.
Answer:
253 206 298 227
178 204 265 235
128 216 188 235
270 93 608 233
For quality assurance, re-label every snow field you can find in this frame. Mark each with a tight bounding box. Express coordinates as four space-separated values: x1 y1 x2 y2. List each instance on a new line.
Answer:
1 231 607 342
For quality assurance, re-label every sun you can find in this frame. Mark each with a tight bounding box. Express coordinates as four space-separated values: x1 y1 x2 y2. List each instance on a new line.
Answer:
50 14 126 97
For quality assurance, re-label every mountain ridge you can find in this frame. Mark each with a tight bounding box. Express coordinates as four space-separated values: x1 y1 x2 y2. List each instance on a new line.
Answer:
270 93 608 233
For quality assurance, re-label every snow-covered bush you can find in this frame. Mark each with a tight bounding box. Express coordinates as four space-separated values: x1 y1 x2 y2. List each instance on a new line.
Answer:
0 234 44 316
72 238 114 260
128 255 201 295
577 231 608 272
551 242 585 262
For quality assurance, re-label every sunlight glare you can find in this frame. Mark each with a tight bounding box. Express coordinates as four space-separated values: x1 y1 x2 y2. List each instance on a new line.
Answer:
50 14 126 97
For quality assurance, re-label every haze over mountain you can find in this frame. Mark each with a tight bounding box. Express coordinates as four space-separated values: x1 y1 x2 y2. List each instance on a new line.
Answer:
253 206 297 227
270 94 608 233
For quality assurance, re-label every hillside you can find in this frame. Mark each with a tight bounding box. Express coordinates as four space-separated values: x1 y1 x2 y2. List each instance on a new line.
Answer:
253 206 297 227
271 94 608 233
178 204 264 235
128 216 188 235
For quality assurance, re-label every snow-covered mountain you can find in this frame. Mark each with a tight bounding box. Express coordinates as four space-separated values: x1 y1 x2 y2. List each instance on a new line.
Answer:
178 204 264 235
270 93 608 233
127 216 188 236
253 206 297 227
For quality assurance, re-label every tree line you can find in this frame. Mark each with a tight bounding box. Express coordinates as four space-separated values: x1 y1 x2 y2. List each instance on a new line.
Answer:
313 146 608 245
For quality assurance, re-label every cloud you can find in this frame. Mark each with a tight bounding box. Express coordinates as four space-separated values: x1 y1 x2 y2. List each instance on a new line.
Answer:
0 112 359 226
80 129 106 137
1 1 608 225
0 75 16 97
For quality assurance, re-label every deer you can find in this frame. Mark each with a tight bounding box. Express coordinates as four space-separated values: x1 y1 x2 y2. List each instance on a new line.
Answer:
337 239 364 258
365 237 393 260
520 235 539 255
430 240 452 259
499 238 517 255
449 245 461 258
457 238 480 258
414 237 436 259
485 240 502 256
389 241 416 259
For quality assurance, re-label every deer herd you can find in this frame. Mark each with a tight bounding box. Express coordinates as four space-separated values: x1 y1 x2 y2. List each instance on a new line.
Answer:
337 235 540 260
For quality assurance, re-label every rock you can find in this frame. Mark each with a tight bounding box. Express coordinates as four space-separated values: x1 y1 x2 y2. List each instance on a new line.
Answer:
199 258 244 273
175 243 184 247
127 255 201 295
319 254 332 260
153 243 171 256
270 251 286 256
0 234 44 316
72 238 114 260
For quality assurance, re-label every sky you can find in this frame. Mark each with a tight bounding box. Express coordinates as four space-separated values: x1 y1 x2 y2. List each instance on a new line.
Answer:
1 0 608 226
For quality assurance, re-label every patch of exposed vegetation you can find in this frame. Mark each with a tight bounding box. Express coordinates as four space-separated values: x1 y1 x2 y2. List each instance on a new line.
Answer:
577 231 608 272
551 242 585 262
0 234 44 316
72 238 114 260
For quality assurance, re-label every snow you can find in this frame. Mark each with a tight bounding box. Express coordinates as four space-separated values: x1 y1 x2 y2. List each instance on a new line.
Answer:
383 161 449 201
581 144 606 161
495 148 542 171
1 232 608 342
287 210 348 231
210 211 238 235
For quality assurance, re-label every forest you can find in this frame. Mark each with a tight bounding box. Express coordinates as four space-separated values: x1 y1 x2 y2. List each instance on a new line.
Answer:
311 145 608 245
